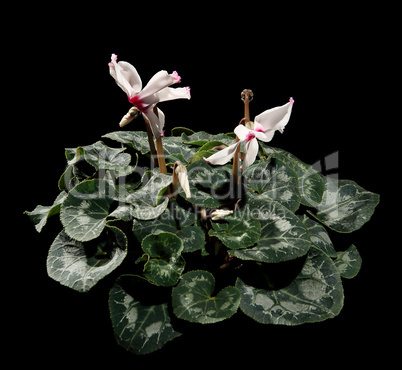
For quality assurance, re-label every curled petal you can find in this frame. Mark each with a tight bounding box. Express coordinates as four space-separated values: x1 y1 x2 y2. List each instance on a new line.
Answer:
254 99 294 141
203 141 242 166
241 138 259 171
211 209 233 220
109 54 142 96
139 70 181 101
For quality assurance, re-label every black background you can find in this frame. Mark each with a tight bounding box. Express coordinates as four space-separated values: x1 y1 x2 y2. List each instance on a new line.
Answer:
9 5 396 366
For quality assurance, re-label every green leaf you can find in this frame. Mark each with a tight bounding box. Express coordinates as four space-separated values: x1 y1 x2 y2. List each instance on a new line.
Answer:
171 126 195 136
172 270 241 324
47 226 127 292
25 191 67 232
80 141 131 171
103 131 151 154
60 179 115 242
243 158 301 212
181 131 235 147
209 214 261 250
236 247 344 325
260 144 325 207
109 275 181 355
162 136 197 165
307 177 380 233
299 214 337 257
141 232 185 286
124 173 172 220
334 244 362 278
182 160 232 208
133 201 205 253
229 199 311 263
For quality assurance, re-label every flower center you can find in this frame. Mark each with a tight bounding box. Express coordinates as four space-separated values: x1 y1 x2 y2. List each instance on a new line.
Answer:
245 131 256 142
128 94 146 112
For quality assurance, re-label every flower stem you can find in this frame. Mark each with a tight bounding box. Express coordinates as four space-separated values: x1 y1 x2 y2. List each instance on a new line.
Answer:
155 137 167 174
142 116 158 167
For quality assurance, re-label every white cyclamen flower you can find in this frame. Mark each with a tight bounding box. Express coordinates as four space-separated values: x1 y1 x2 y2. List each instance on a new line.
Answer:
204 98 294 171
109 54 190 139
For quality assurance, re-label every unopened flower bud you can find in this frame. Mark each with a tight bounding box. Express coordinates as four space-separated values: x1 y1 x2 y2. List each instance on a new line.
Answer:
211 209 233 220
119 106 140 127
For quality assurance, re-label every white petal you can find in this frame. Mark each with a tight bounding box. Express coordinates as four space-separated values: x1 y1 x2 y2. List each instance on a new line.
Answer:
242 138 258 171
155 87 191 103
234 125 252 141
254 99 293 138
142 107 164 139
139 70 180 101
109 55 142 96
204 141 242 166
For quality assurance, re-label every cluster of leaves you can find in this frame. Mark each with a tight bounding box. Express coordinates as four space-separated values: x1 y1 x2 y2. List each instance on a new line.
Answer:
26 127 379 355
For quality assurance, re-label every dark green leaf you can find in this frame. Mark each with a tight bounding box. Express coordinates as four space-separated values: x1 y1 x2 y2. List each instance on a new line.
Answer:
60 179 115 242
230 199 311 263
103 131 151 154
181 131 235 147
334 244 362 278
47 226 127 292
209 214 261 250
25 191 67 232
141 232 185 286
260 144 325 207
172 270 241 324
109 275 181 355
243 158 301 212
308 177 380 233
236 247 344 325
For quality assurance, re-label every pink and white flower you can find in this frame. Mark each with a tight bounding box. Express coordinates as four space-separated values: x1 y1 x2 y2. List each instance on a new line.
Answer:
204 99 294 171
109 54 190 139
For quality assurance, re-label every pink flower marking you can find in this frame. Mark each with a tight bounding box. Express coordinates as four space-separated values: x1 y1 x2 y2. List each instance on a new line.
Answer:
245 131 256 142
203 156 211 163
186 86 191 98
128 94 146 111
253 122 264 132
172 71 181 83
290 97 294 105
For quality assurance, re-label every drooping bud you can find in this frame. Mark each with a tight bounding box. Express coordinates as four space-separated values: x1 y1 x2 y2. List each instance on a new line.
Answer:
173 161 191 198
119 106 140 127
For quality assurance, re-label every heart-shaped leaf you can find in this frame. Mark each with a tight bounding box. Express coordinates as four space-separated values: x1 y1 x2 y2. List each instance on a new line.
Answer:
334 244 362 278
133 201 205 253
60 179 115 242
103 131 151 154
260 144 325 207
47 226 127 292
308 177 380 233
172 270 241 324
209 214 261 250
236 247 344 325
230 199 311 263
141 232 185 286
109 275 181 355
243 158 301 212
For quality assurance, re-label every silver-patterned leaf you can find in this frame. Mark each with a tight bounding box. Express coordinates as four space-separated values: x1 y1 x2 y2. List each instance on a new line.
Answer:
230 199 311 263
109 275 181 355
236 247 344 325
47 227 127 292
308 177 380 233
172 270 241 324
60 179 115 242
334 244 362 278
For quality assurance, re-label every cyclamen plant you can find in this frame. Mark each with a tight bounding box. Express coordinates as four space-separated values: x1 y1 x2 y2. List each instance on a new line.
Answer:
26 54 380 355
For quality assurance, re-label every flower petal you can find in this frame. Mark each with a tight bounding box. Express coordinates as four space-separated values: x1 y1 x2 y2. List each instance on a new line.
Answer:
203 141 242 166
142 107 165 139
109 54 142 96
254 99 294 139
242 138 259 171
138 71 181 101
234 125 252 141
